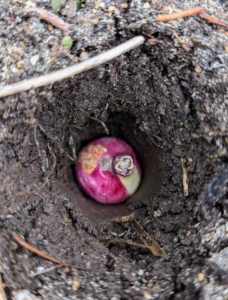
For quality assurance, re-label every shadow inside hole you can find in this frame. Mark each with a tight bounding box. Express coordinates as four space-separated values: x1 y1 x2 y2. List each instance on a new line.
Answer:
66 113 164 220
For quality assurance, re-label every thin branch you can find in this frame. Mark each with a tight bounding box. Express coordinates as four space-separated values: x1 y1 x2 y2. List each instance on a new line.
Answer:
0 36 145 98
24 7 71 31
12 232 88 270
155 6 205 22
200 12 228 28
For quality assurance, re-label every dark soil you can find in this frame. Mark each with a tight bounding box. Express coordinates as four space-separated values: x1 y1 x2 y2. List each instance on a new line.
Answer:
1 1 228 299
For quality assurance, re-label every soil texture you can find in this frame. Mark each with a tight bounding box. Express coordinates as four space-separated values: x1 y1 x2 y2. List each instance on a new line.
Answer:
0 0 228 299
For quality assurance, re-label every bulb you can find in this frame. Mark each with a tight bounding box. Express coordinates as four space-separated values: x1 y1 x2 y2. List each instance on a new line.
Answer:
75 137 142 204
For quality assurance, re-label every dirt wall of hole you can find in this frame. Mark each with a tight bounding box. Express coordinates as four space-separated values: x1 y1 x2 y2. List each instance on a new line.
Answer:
0 4 228 298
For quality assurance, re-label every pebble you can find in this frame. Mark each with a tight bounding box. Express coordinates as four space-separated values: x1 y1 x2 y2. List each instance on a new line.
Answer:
79 52 90 61
12 290 39 300
0 0 10 9
143 291 152 299
36 266 45 272
30 55 40 66
138 269 144 276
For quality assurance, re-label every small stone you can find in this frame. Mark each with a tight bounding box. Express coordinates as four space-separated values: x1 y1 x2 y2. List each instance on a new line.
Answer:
79 52 90 61
108 5 116 12
36 266 45 272
148 39 156 45
153 210 162 217
30 55 40 66
225 222 228 232
92 18 99 25
198 273 204 282
16 61 23 69
0 0 10 10
195 66 202 73
143 291 152 299
120 3 128 8
142 2 150 9
47 24 54 31
3 110 9 119
11 67 19 73
138 269 144 276
12 290 39 300
72 278 80 291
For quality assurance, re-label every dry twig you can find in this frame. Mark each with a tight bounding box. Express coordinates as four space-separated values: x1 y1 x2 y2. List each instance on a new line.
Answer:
155 6 205 22
173 32 190 52
0 36 145 98
199 12 228 28
12 232 87 270
24 7 71 31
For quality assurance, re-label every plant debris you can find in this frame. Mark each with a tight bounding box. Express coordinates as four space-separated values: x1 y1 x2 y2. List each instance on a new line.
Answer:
155 6 205 22
100 214 166 258
12 233 88 270
24 7 72 31
173 32 189 52
199 12 228 28
0 36 145 98
181 158 189 197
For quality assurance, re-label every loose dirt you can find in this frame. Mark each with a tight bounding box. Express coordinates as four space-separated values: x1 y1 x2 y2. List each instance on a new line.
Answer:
0 0 228 299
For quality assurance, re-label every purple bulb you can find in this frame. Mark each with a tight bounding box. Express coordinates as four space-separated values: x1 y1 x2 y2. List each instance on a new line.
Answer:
75 137 142 204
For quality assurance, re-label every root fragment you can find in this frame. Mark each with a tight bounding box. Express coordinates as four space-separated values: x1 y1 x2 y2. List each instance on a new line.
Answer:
24 7 71 31
173 32 190 52
101 214 166 258
132 219 166 258
155 6 205 22
199 12 228 28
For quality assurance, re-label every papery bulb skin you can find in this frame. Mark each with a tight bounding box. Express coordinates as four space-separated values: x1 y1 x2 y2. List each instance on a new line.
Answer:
75 137 141 204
